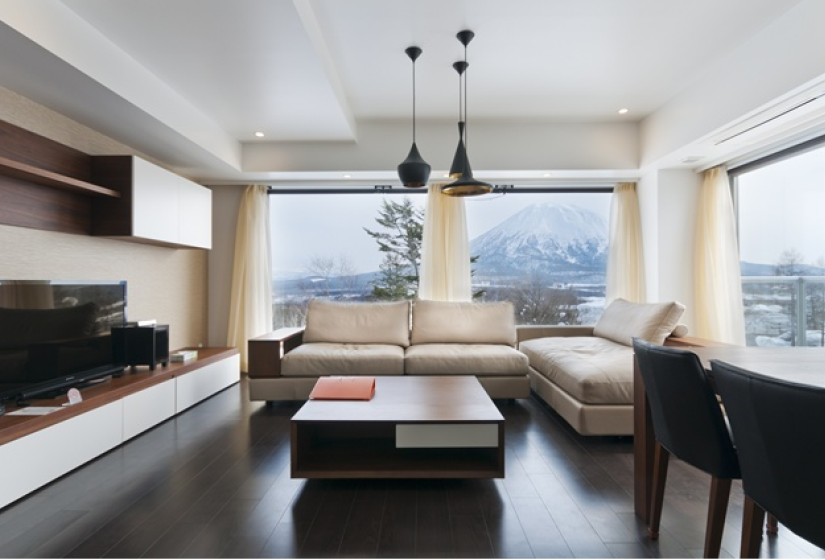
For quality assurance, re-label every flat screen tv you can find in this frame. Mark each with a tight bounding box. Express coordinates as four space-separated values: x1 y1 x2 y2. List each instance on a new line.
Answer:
0 280 127 404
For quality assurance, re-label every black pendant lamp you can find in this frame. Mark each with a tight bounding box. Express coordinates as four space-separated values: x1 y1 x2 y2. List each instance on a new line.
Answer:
397 46 431 188
442 30 492 197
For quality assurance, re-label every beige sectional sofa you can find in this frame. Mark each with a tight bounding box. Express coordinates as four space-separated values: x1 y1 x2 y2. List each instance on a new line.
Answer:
248 299 531 401
517 298 686 436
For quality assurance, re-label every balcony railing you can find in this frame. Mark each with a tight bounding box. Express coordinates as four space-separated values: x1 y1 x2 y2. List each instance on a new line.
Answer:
742 275 825 347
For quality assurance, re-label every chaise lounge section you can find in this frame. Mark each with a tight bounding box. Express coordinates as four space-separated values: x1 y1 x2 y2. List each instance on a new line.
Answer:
517 298 686 436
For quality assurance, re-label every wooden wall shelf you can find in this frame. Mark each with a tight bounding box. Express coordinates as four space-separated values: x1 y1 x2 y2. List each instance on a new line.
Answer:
0 155 120 199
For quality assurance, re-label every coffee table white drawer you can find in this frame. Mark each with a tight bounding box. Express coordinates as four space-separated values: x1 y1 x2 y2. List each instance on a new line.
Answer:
396 423 499 448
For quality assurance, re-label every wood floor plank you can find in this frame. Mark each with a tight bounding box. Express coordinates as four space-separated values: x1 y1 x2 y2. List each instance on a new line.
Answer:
298 480 359 558
376 480 417 558
337 479 387 558
415 480 454 558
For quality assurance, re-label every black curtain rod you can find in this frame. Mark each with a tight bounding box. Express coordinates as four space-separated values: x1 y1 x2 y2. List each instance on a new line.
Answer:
267 186 614 195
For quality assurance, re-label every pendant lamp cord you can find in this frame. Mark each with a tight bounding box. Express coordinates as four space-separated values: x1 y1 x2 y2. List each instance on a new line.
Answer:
412 57 417 143
463 42 468 152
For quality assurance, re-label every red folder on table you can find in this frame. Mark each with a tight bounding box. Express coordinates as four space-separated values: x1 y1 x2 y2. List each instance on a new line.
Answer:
309 376 376 400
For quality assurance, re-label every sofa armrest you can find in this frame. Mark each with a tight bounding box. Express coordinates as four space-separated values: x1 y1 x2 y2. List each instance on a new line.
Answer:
248 328 304 378
516 325 595 344
663 334 733 348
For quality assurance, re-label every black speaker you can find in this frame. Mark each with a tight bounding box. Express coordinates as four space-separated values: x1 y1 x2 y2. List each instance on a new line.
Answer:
112 324 170 371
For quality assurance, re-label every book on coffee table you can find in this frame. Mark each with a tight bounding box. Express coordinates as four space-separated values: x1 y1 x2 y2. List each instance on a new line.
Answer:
309 376 375 400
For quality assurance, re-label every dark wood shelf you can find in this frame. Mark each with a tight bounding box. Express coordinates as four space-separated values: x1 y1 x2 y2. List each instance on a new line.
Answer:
0 155 121 199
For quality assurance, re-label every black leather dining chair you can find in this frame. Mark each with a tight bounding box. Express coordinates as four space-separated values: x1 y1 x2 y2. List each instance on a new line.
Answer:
711 359 825 557
633 338 741 558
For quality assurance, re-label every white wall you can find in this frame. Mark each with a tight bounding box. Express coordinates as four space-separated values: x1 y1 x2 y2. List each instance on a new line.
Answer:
638 168 701 331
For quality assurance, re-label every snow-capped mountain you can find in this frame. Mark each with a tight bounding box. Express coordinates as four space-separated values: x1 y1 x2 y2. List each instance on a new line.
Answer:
470 203 608 281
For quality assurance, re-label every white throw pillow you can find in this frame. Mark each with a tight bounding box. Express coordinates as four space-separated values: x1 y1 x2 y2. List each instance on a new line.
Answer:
410 300 517 346
302 299 411 347
593 298 685 346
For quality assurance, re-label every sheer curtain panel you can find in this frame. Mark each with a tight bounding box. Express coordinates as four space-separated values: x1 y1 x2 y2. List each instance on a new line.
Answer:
227 185 273 371
694 167 746 345
418 184 471 301
606 182 646 303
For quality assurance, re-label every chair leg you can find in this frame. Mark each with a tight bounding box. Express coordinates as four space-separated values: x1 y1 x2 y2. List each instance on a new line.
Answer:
766 514 778 535
704 476 732 558
741 495 766 559
648 442 669 540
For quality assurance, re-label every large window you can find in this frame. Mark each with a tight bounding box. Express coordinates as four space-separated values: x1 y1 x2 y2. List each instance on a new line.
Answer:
269 189 611 328
734 139 825 346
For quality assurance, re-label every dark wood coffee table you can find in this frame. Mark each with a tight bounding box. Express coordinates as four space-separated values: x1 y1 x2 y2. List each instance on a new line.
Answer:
290 376 505 479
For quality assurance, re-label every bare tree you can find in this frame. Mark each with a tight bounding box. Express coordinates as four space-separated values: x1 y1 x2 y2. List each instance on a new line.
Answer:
336 255 362 298
305 255 336 297
485 272 580 325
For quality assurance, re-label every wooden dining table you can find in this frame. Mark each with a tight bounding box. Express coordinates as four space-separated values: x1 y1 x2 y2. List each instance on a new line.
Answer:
633 344 825 522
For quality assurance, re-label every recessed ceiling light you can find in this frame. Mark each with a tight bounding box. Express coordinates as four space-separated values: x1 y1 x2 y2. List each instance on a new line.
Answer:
254 131 265 137
542 173 552 178
343 174 352 178
618 108 629 115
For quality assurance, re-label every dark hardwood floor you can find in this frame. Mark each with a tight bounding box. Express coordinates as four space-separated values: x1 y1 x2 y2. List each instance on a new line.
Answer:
0 379 822 559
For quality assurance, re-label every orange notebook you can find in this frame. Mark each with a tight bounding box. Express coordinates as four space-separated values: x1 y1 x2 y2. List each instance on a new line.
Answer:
309 376 376 401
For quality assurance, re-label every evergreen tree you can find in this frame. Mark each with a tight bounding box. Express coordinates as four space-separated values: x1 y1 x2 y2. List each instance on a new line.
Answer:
364 198 423 300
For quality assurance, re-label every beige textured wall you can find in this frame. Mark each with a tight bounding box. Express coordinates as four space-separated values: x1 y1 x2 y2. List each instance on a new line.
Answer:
0 86 208 350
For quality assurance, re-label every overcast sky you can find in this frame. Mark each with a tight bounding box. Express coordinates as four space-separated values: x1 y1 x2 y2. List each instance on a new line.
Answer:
270 190 611 277
737 143 825 267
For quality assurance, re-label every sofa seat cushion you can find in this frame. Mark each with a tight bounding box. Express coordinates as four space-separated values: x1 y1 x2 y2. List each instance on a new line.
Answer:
281 343 404 377
519 337 633 405
404 344 528 376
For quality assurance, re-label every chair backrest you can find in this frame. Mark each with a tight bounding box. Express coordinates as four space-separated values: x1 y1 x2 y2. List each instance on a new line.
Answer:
632 338 739 478
711 359 825 549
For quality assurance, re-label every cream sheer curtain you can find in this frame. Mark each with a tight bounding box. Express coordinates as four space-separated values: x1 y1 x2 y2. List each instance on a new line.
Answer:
227 185 273 371
418 184 471 301
605 182 646 303
694 166 746 345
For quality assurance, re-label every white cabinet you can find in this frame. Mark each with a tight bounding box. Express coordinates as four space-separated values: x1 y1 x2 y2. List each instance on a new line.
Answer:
0 401 123 508
132 157 180 245
176 353 240 412
91 155 212 249
122 378 176 441
177 175 212 249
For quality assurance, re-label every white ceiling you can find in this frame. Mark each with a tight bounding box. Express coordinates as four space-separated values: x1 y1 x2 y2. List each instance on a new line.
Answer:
0 0 810 183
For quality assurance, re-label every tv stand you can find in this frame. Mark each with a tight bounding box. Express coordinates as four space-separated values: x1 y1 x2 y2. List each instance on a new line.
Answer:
0 347 239 510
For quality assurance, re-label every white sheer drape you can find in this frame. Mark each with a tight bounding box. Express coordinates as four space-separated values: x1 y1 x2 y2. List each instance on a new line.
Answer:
605 182 646 303
694 166 746 345
418 184 471 301
227 185 273 371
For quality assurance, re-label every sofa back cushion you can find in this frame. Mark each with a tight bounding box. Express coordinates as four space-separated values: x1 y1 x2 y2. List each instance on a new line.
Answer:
411 300 516 347
302 299 411 347
593 298 685 346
